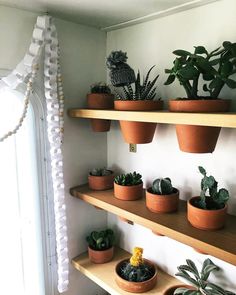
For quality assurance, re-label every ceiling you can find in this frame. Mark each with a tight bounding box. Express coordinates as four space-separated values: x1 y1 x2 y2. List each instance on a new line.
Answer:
0 0 219 30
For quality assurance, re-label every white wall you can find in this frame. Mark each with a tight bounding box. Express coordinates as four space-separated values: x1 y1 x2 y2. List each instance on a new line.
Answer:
107 0 236 291
0 6 108 295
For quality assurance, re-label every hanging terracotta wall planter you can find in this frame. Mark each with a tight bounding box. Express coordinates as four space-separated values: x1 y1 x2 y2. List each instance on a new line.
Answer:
114 182 143 201
168 99 230 153
114 100 163 144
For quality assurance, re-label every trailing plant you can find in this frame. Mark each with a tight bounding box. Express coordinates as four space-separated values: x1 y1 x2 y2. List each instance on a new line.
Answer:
196 166 229 210
151 177 174 195
118 247 155 282
174 258 235 295
90 168 112 176
114 172 142 186
90 82 111 94
165 41 236 99
86 229 114 251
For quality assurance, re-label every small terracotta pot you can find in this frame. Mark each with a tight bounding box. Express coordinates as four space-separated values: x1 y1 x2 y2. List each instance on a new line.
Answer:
88 246 114 264
115 258 157 293
146 188 179 213
187 196 227 230
88 171 114 191
168 99 230 153
163 285 194 295
114 182 143 201
87 93 114 132
114 100 163 144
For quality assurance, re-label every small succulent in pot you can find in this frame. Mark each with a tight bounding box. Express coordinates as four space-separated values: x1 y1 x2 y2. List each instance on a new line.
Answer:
146 177 179 213
114 172 142 186
90 82 112 94
88 167 114 191
86 229 115 264
115 247 157 293
188 166 229 230
172 258 235 295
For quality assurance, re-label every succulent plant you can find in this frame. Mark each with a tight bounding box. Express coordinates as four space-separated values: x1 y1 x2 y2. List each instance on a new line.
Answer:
90 168 112 176
165 41 236 99
118 247 155 282
174 258 235 295
196 166 229 210
115 65 160 100
86 229 114 251
90 82 111 94
114 172 142 186
151 177 174 195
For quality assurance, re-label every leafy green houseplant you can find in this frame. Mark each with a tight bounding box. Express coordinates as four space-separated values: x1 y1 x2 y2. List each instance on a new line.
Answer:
146 177 179 213
188 166 229 230
88 167 114 191
106 50 163 144
86 229 115 263
164 258 235 295
115 247 157 293
114 172 143 201
164 41 236 153
87 82 114 132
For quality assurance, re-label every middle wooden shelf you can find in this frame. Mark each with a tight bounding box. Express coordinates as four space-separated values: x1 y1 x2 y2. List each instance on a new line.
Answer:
70 184 236 266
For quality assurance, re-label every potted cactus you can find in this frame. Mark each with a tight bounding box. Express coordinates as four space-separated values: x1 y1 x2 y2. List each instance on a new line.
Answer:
86 229 115 264
188 166 229 230
87 82 114 132
146 177 179 213
106 50 163 144
115 247 157 293
114 171 143 201
164 258 235 295
165 41 236 153
88 167 114 191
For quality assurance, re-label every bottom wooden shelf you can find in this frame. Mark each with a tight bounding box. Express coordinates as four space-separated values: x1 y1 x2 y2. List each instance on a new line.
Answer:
72 247 181 295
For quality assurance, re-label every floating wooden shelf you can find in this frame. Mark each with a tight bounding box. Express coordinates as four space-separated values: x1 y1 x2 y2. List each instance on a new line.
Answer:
72 247 181 295
68 109 236 128
70 185 236 266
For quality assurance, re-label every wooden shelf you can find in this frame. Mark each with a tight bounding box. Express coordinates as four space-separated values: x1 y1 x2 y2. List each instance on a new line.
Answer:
68 109 236 128
72 247 181 295
70 185 236 266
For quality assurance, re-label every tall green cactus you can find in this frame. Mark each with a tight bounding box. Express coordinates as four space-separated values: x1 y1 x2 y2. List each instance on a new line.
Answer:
151 177 174 195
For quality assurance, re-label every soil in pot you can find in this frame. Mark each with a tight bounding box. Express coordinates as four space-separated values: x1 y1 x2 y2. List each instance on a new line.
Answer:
114 100 163 144
114 182 143 201
88 171 114 191
164 285 194 295
115 258 157 293
88 246 114 264
146 188 179 213
168 99 230 153
187 196 227 230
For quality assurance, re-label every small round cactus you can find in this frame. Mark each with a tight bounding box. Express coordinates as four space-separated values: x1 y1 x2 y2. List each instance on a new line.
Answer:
90 82 111 94
90 168 112 176
151 177 174 195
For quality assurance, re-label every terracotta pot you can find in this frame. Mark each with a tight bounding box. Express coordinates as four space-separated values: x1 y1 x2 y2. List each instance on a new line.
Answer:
114 100 163 144
187 196 227 230
115 258 157 293
87 93 114 132
146 188 179 213
114 182 143 201
88 171 114 191
168 99 230 153
163 285 194 295
88 246 114 264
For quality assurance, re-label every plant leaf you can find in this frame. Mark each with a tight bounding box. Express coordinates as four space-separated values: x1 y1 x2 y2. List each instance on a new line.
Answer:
164 74 175 85
194 46 208 55
226 78 236 88
173 49 191 57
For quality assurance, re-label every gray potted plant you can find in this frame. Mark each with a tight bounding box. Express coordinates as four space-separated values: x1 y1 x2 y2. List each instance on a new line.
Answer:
165 41 236 153
88 167 114 191
106 50 163 144
164 258 235 295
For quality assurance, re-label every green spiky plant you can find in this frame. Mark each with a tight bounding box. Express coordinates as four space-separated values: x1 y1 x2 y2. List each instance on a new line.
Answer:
164 41 236 99
174 258 235 295
90 82 111 94
196 166 229 210
114 172 142 186
86 229 114 251
151 177 174 195
90 168 112 176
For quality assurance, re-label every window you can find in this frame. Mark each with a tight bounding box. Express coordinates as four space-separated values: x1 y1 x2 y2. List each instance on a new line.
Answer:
0 84 56 295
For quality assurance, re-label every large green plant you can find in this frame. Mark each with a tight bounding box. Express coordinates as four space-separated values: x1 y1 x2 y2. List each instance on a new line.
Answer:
86 229 114 251
174 258 235 295
165 41 236 99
